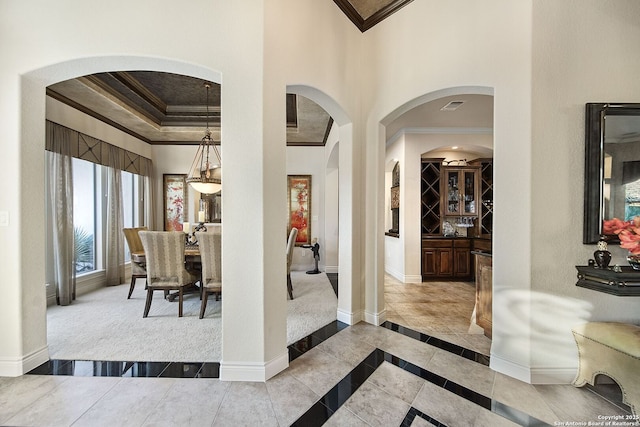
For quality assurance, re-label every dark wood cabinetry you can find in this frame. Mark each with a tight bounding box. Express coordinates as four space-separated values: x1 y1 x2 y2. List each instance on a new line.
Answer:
421 159 444 235
422 238 471 280
469 158 493 236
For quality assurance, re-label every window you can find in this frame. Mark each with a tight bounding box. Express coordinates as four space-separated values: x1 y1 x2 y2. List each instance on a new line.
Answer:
625 178 640 220
122 170 143 261
73 158 97 274
71 158 145 275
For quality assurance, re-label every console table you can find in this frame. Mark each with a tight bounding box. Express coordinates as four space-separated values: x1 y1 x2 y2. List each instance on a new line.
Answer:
575 265 640 296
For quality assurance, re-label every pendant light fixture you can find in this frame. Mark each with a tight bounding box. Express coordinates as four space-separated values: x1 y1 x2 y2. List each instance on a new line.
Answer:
186 82 221 194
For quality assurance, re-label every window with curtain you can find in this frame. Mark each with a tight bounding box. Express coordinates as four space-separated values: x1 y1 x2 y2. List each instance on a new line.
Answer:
69 159 145 276
46 120 154 291
72 158 97 274
122 170 143 262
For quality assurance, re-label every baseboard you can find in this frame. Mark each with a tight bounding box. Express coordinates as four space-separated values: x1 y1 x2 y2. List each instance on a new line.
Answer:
364 309 386 326
325 265 338 274
219 350 289 382
385 265 404 282
337 308 363 325
0 345 49 377
530 366 577 385
490 354 577 385
490 354 532 383
384 267 421 284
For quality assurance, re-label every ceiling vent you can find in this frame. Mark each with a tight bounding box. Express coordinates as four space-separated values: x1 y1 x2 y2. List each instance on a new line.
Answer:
440 100 465 111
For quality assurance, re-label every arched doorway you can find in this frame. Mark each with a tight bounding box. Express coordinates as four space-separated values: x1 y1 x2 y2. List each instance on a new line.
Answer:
380 87 494 352
287 85 358 326
18 57 222 373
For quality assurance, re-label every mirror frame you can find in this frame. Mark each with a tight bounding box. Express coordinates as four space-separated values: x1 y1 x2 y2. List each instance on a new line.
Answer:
584 102 640 244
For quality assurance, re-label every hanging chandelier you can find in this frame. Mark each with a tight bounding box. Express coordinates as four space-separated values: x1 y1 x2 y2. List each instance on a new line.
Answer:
186 82 221 194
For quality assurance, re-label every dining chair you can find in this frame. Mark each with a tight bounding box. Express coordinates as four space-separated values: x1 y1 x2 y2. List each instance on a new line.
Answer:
286 227 298 300
196 231 222 319
123 227 148 299
139 231 197 317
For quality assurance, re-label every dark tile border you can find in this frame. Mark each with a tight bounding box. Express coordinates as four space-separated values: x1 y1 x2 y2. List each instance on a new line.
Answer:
382 321 490 366
30 319 547 426
292 347 549 426
26 321 347 378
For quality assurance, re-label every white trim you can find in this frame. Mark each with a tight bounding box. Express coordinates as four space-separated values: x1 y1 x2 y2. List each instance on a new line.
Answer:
490 354 531 383
325 265 338 274
0 345 49 377
364 309 386 326
219 350 289 382
337 308 362 325
384 266 421 284
491 354 577 385
386 126 493 147
530 367 577 385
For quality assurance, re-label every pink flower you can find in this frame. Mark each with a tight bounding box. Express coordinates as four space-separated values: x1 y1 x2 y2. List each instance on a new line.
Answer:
603 216 640 254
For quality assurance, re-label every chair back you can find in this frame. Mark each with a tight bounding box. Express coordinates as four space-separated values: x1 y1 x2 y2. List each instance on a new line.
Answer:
197 232 222 285
286 228 298 272
123 227 147 255
139 231 191 285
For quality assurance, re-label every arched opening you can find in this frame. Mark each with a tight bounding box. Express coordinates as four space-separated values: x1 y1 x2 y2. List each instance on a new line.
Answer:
380 87 494 353
18 56 222 373
14 61 358 373
287 85 357 325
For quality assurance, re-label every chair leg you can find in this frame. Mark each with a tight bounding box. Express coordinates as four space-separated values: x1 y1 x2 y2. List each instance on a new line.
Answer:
178 288 184 317
287 273 294 300
128 276 136 299
200 291 208 319
143 288 153 318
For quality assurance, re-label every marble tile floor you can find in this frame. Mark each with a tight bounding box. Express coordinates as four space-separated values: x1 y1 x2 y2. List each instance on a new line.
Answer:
1 319 634 426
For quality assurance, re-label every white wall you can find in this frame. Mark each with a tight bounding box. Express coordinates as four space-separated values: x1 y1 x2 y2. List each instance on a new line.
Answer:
529 0 640 382
4 0 638 385
2 0 360 380
362 0 534 380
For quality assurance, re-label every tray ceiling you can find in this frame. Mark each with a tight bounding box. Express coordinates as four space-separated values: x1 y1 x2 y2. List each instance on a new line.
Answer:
45 1 415 145
47 71 332 146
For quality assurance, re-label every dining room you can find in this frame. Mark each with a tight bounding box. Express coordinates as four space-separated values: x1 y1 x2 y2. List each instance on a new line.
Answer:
43 72 341 366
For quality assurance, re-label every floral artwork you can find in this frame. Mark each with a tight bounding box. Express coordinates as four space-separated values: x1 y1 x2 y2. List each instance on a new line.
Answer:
602 216 640 254
164 174 188 231
288 175 311 246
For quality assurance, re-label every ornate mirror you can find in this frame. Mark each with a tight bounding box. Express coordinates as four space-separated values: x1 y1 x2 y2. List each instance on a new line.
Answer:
584 103 640 243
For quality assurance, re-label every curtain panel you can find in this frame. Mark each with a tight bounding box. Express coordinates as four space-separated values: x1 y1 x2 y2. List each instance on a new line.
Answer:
46 122 76 305
46 120 156 292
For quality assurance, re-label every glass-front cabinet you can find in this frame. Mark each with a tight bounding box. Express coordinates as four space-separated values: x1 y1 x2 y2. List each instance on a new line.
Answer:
444 167 480 216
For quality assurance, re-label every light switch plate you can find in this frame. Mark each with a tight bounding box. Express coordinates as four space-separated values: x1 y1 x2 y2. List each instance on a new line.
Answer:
0 211 8 227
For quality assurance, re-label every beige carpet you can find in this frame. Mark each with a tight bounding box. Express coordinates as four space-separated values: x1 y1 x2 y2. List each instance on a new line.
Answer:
46 271 337 362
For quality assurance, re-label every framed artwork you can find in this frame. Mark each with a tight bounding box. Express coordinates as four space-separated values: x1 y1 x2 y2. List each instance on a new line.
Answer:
163 174 188 231
288 175 312 246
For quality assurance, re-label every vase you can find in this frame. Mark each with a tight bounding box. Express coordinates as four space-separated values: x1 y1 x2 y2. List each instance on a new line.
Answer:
593 238 611 269
594 249 612 269
627 253 640 271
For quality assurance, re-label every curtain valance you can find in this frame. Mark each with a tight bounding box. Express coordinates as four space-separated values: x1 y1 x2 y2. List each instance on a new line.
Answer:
46 121 152 176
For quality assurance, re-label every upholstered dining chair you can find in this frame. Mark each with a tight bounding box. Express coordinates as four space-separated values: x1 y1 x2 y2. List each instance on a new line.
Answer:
196 231 222 319
286 227 298 300
139 231 197 317
123 227 148 299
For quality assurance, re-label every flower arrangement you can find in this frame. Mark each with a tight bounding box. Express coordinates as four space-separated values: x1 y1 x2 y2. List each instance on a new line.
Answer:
602 216 640 255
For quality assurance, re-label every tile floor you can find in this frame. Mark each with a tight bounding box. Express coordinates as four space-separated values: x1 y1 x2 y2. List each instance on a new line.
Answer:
0 275 635 426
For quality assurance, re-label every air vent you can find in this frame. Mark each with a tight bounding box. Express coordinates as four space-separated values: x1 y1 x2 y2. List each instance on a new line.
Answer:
440 101 465 111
